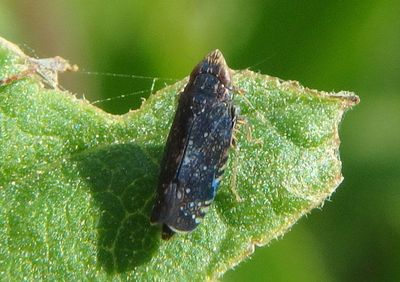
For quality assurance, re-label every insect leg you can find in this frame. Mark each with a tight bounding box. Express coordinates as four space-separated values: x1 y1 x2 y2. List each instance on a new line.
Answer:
229 145 243 203
0 68 35 87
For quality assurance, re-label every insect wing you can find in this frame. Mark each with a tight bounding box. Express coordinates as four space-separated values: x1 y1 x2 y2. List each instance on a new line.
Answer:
168 99 234 232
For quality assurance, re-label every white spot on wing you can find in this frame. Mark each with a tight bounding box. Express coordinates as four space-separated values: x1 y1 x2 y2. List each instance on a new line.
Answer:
183 156 190 165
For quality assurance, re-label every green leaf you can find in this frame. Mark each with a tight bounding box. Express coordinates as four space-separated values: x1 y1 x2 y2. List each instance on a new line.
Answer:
0 37 359 280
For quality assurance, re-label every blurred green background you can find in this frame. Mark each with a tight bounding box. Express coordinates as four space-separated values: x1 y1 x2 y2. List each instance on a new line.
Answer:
1 0 399 281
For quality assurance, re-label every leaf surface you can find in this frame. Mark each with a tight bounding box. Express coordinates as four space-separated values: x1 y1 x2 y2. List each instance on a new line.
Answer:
0 37 359 280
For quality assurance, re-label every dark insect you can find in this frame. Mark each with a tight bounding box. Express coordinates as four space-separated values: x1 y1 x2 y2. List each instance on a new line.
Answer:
150 49 237 240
